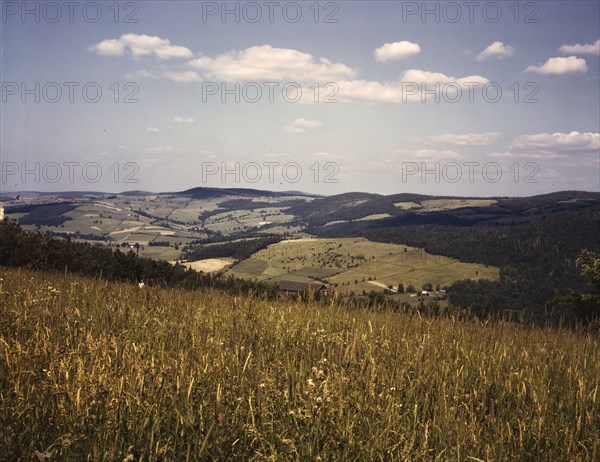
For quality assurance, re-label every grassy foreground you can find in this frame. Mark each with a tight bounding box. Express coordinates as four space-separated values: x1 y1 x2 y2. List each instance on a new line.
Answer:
0 267 598 461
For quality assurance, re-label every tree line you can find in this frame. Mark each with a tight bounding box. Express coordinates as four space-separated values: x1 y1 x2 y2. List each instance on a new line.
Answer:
0 220 278 298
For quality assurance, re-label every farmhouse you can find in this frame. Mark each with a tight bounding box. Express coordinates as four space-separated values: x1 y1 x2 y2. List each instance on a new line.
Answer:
418 289 448 301
278 280 334 298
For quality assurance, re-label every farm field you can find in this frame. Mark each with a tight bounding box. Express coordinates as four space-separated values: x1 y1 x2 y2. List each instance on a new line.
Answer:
1 266 597 460
179 258 235 272
226 238 499 292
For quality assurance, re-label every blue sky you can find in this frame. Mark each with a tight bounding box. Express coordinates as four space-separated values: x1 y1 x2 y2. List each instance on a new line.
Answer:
1 0 599 196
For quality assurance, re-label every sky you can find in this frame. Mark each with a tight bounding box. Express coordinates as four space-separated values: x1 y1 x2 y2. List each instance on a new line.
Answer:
1 0 599 196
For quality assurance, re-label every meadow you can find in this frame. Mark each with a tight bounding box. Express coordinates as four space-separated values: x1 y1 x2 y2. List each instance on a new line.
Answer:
227 238 499 293
0 266 598 461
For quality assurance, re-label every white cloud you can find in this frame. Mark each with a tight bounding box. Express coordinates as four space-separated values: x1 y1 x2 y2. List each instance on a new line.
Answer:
187 45 356 81
173 116 195 123
284 126 307 134
284 118 323 134
147 145 183 153
336 69 489 103
510 131 599 155
292 118 323 129
427 132 502 146
163 70 203 83
525 56 588 75
559 39 600 56
489 151 567 160
374 41 421 62
476 41 515 61
145 127 160 133
89 33 193 59
124 69 161 80
392 148 465 160
412 149 464 160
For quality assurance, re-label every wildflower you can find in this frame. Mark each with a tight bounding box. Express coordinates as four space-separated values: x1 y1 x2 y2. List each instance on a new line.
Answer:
160 365 176 375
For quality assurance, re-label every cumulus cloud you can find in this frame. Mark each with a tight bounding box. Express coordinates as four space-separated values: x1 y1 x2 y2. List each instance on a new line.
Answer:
525 56 588 75
147 145 183 153
292 118 323 129
509 131 599 155
89 33 193 59
427 132 502 146
284 126 307 134
163 70 203 83
476 41 515 61
284 118 323 134
392 148 465 160
173 116 195 123
145 127 160 133
187 45 356 82
124 69 161 80
336 69 489 103
108 42 488 106
559 39 600 56
374 41 421 62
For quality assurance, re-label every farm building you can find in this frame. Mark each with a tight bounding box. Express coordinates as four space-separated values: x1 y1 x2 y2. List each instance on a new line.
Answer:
418 289 448 301
278 280 334 298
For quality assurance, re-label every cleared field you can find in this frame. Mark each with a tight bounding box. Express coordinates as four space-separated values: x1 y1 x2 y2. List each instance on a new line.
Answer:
181 258 234 272
202 208 295 235
393 199 497 212
421 199 498 211
355 213 393 221
394 201 421 209
139 245 182 261
227 238 499 292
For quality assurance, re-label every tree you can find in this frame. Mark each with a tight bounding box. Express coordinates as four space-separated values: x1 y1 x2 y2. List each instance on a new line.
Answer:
551 249 600 323
422 282 433 291
397 283 405 294
406 284 416 293
574 249 600 320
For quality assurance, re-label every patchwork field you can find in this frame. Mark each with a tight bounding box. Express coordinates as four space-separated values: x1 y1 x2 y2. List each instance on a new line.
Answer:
179 258 234 272
226 238 499 293
394 199 498 212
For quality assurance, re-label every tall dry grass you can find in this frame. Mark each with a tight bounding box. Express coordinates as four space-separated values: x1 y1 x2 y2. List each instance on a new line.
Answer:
1 266 598 461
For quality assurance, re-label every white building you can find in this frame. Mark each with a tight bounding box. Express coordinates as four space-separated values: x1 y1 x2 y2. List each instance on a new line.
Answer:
0 206 4 221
